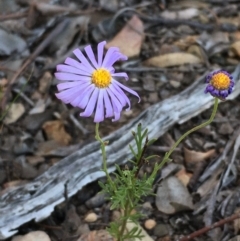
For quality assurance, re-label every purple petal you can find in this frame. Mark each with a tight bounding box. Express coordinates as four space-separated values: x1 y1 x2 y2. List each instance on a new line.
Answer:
112 72 128 80
205 73 213 83
56 84 88 104
57 81 90 91
204 85 214 94
64 57 91 74
112 112 120 122
56 64 91 76
55 73 91 82
73 49 95 72
212 89 220 97
104 53 128 68
77 84 95 109
111 82 131 111
94 89 104 122
80 88 99 117
228 86 233 92
70 84 95 108
220 90 228 98
111 101 121 122
101 47 119 67
85 45 99 69
103 90 113 118
106 88 122 113
112 79 140 102
109 84 127 108
97 41 106 66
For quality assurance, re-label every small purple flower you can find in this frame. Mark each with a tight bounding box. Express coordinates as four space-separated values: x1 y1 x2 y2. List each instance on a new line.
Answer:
204 70 234 100
55 41 140 123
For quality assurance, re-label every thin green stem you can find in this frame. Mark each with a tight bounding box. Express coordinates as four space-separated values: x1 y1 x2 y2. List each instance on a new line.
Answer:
118 200 130 241
95 123 115 191
161 97 219 168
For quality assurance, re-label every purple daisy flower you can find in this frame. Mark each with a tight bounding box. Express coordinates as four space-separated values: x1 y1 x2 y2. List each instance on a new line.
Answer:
204 70 234 100
55 41 140 123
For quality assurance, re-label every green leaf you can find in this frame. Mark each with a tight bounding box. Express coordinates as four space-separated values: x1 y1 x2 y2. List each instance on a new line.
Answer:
147 138 157 146
145 155 159 160
141 129 148 140
129 144 137 158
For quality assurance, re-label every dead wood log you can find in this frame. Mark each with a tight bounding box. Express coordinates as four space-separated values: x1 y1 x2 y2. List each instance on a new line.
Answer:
0 66 240 239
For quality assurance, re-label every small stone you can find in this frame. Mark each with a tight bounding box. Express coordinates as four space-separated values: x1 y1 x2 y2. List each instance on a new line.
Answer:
85 193 107 208
144 219 156 230
148 92 159 104
139 202 153 216
23 109 52 132
11 235 23 241
4 103 25 124
159 89 170 99
26 156 45 166
153 224 169 237
143 76 155 91
38 71 52 94
111 210 121 221
77 223 90 235
142 201 153 209
169 80 181 88
218 123 233 135
84 212 98 223
123 109 133 117
11 231 51 241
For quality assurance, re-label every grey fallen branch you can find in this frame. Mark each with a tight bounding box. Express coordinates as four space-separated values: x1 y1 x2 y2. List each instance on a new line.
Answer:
0 66 240 239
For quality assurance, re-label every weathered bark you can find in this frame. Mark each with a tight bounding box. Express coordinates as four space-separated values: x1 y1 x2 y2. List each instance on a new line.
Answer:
0 66 239 239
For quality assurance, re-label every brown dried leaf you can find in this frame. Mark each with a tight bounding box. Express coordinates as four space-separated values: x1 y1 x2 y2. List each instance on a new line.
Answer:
35 2 76 15
233 209 240 234
144 52 201 68
219 17 240 28
42 120 72 145
105 15 144 58
187 45 208 63
231 41 240 57
184 148 216 163
174 35 199 50
38 71 52 94
175 168 192 186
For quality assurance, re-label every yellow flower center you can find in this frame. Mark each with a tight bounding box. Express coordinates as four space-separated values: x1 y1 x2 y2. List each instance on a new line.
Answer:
91 68 111 88
210 73 230 90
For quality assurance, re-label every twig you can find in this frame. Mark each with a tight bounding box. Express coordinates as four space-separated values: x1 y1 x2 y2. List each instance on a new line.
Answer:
0 18 69 110
0 11 28 21
69 113 89 135
12 88 34 106
178 212 240 241
148 145 181 152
